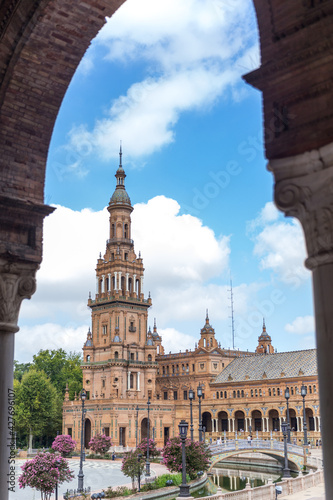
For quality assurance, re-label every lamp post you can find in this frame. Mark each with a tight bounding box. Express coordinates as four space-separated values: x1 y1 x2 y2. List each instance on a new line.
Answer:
189 389 194 442
203 426 206 443
137 453 142 492
284 388 291 444
197 384 203 442
146 397 151 476
301 385 308 446
178 420 190 497
77 388 87 492
136 405 139 448
281 421 291 478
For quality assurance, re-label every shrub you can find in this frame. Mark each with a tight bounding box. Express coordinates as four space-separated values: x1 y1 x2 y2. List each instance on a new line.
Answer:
162 438 211 480
88 434 112 456
19 451 74 500
137 438 159 459
51 434 76 457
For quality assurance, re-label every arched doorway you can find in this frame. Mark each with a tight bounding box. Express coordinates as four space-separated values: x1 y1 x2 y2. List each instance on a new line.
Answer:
289 409 298 432
141 417 151 441
251 410 262 432
202 412 212 433
269 409 280 432
84 419 91 449
217 411 228 432
235 411 245 432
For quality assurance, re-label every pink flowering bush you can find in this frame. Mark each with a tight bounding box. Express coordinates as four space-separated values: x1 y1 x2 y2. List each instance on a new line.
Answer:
52 434 76 457
88 433 112 456
19 451 74 500
138 438 159 459
162 438 211 479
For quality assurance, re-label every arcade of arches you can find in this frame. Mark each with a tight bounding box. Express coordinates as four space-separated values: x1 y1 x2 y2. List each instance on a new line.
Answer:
1 1 333 499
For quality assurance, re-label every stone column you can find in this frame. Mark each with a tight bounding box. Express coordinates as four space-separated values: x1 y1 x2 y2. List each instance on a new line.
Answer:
133 274 136 294
101 274 105 293
0 259 38 498
108 273 111 292
269 141 333 494
140 275 144 295
137 371 140 391
126 273 129 292
114 271 118 291
118 272 122 293
96 276 99 295
127 371 131 390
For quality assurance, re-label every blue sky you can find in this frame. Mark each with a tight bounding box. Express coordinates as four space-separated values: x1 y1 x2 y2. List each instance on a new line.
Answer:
16 0 315 362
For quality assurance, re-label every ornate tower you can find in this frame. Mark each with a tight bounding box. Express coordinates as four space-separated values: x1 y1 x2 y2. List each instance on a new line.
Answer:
255 319 274 354
197 311 219 350
84 148 157 407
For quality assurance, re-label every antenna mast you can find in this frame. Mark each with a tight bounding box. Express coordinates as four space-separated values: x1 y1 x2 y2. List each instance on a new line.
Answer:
229 278 235 349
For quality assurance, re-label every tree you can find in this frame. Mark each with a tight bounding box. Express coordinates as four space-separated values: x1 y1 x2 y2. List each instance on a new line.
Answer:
121 450 145 489
162 438 211 479
14 360 32 382
52 435 76 457
138 438 159 459
88 434 112 456
19 451 74 500
14 368 61 449
32 349 82 398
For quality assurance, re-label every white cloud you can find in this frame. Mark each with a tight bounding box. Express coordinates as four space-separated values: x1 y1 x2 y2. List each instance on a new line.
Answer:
158 328 197 354
248 203 310 288
15 324 88 363
66 0 258 163
285 316 315 335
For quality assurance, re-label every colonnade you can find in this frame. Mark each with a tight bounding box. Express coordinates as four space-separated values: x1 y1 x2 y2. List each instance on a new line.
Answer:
96 272 143 296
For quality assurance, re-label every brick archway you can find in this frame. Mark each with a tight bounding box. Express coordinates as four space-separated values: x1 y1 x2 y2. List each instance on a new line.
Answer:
1 2 333 498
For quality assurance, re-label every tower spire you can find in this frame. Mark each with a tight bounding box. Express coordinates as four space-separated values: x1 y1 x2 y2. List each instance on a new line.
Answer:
119 141 122 167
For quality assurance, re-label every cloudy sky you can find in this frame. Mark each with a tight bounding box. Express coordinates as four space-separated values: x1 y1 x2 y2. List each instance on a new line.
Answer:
16 0 315 362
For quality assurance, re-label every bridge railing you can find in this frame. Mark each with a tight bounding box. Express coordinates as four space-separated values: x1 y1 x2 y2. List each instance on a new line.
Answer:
209 439 304 456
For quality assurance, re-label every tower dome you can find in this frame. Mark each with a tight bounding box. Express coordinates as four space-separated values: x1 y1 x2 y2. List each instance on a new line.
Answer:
109 144 132 208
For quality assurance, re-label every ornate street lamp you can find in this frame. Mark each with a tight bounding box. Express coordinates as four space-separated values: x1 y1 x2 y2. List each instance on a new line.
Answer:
146 397 151 476
78 388 87 492
203 426 206 443
301 385 308 446
197 384 203 442
281 420 291 478
178 420 190 497
136 405 140 448
189 389 194 442
284 388 291 444
137 453 142 492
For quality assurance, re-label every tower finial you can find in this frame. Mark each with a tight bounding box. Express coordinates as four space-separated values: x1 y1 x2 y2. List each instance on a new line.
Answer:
119 141 122 167
263 318 266 331
206 309 209 321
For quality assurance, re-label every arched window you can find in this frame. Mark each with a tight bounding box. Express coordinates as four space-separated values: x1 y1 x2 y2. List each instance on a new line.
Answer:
86 355 90 362
162 366 165 375
233 390 236 398
114 351 118 359
269 388 271 396
148 354 152 362
216 392 219 399
224 391 227 398
130 373 134 389
237 390 240 398
111 223 115 237
124 223 128 238
277 388 280 396
273 388 276 396
241 390 244 398
313 385 316 393
220 391 223 398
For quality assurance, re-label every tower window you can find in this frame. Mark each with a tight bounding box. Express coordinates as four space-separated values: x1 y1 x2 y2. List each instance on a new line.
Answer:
183 390 188 400
148 354 152 362
163 391 168 400
103 325 107 335
130 353 134 360
173 391 178 400
125 253 128 261
115 351 118 359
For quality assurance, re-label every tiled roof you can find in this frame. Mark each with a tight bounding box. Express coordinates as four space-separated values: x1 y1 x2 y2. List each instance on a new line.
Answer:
213 349 317 384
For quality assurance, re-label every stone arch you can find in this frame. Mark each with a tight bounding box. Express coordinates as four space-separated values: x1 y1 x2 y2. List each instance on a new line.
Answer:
1 1 333 497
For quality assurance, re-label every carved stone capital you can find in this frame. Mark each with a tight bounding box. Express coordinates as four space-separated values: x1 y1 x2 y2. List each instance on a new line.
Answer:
0 258 38 333
269 141 333 270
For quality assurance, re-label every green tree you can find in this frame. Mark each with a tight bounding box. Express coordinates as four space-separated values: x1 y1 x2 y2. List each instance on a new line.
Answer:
14 360 32 382
32 349 82 397
121 450 145 489
14 368 61 449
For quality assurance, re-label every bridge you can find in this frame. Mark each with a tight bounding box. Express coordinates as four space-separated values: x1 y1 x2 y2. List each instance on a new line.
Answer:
208 439 322 472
